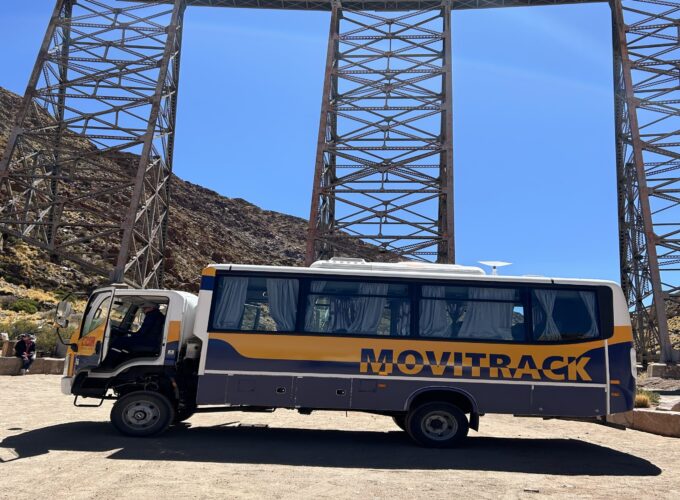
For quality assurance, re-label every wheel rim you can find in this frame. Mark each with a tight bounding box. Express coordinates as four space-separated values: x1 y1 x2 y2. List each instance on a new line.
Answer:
123 399 161 430
421 410 458 441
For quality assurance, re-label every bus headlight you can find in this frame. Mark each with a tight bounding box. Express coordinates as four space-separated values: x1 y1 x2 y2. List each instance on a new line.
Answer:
630 347 638 380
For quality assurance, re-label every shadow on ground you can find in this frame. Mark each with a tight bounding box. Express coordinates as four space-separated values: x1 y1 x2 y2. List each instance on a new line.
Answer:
0 422 661 476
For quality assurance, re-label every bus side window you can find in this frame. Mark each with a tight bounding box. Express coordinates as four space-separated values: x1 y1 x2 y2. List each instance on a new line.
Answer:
531 289 599 342
303 280 410 336
419 286 524 341
212 276 299 332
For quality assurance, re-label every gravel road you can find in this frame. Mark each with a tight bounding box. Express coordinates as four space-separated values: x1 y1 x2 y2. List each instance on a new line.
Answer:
0 376 678 499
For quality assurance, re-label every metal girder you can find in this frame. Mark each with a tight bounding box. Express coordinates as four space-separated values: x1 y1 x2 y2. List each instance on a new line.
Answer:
133 0 603 12
0 0 185 288
613 0 680 362
306 3 454 263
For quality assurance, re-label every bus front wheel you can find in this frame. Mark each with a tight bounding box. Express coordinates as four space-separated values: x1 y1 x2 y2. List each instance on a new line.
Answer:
406 402 469 448
111 391 175 437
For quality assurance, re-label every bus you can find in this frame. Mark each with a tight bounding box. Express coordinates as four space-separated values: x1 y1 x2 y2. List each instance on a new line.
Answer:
58 258 636 447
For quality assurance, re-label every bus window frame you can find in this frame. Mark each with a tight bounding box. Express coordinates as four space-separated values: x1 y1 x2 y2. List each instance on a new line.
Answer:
207 270 614 344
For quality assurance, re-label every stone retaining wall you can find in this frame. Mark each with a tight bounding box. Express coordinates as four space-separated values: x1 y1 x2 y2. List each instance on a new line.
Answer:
0 356 64 375
607 409 680 438
647 363 680 379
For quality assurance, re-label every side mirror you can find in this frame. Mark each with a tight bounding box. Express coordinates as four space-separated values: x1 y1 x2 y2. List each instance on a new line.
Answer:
54 297 77 350
55 300 73 328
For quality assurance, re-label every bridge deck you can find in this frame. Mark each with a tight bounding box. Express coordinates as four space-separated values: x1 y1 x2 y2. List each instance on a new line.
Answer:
137 0 604 12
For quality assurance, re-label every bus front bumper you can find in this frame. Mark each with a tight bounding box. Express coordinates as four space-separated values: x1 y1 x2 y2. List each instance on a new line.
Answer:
61 376 73 395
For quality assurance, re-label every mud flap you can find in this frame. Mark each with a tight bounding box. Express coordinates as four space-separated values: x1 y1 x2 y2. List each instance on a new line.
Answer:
469 412 480 431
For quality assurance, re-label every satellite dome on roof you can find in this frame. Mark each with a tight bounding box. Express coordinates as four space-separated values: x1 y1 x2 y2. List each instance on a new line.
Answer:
478 261 512 276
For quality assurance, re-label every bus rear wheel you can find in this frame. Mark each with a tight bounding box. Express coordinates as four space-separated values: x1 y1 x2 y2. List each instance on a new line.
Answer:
111 391 174 437
406 402 469 448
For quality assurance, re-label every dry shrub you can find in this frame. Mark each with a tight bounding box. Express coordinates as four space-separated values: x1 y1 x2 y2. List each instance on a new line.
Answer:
635 389 660 408
635 394 650 408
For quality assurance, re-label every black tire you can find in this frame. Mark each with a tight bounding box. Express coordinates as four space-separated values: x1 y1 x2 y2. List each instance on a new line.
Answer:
173 405 196 424
111 391 175 437
405 402 469 448
392 415 407 431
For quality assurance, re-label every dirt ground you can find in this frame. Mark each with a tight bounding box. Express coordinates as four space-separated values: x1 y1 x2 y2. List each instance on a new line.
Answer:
0 376 678 499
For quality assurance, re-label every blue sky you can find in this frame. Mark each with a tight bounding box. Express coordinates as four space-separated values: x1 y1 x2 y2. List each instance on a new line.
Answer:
0 2 617 280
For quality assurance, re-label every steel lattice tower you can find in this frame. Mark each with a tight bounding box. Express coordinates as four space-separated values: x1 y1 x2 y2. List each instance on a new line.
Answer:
0 0 679 361
305 4 454 264
613 0 680 362
0 0 185 288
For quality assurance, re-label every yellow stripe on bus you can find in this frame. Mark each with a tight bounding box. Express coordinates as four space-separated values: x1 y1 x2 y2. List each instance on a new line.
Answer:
208 325 633 364
208 326 633 382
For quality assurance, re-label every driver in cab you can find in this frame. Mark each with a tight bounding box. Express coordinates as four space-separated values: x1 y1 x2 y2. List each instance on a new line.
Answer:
105 302 166 367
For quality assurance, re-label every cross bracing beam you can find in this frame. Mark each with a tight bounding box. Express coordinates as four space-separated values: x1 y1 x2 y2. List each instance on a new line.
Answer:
306 3 455 263
0 0 185 288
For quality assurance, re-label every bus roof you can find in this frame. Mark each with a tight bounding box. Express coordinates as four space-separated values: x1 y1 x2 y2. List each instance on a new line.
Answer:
205 259 620 289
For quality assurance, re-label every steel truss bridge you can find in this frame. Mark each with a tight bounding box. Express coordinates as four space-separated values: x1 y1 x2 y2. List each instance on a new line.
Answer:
0 0 678 362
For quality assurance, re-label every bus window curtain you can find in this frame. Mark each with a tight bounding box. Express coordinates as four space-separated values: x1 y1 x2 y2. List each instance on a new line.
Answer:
420 286 451 337
305 281 327 331
213 277 249 330
266 278 299 331
458 288 515 340
305 281 388 334
532 289 561 341
346 283 388 334
578 291 599 338
395 300 411 336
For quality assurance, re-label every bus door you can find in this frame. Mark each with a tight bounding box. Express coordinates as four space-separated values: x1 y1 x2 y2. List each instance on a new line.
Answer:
68 288 115 376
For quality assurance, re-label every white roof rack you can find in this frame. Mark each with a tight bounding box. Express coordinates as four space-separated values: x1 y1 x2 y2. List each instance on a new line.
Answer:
310 259 485 276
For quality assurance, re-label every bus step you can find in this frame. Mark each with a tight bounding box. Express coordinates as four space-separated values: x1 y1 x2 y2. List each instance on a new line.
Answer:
73 395 105 408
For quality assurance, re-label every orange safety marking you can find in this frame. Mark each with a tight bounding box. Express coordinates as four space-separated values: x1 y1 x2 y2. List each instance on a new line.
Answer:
202 267 217 277
167 321 181 343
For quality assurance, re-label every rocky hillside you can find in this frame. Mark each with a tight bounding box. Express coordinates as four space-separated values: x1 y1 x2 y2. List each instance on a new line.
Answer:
0 86 390 295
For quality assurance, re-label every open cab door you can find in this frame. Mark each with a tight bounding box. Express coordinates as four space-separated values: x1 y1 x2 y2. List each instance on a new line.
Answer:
65 287 115 378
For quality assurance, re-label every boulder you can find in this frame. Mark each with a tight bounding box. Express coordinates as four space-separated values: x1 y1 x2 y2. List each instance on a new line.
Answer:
657 396 680 411
1 340 17 357
607 411 633 428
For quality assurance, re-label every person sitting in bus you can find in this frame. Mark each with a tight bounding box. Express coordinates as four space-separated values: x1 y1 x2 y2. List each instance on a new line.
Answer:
105 303 166 367
133 302 166 351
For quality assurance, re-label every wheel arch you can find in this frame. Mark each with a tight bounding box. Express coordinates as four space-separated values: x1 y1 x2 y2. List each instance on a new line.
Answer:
108 367 180 403
405 386 480 431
